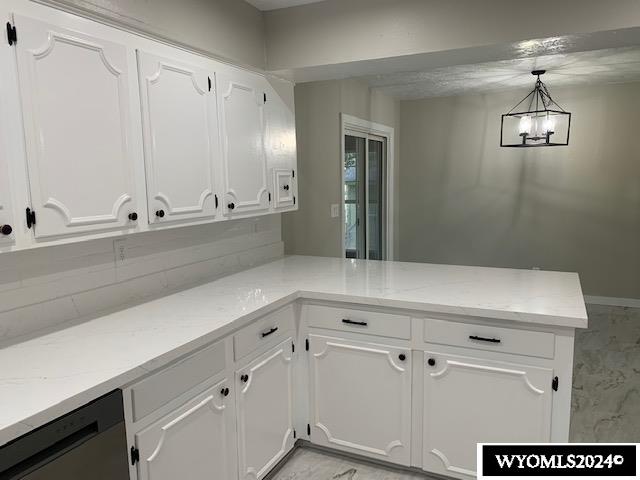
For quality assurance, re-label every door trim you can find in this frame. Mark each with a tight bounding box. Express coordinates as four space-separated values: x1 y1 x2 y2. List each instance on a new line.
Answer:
340 114 394 261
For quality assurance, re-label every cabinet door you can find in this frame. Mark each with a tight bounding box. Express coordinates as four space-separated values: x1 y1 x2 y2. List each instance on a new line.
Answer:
308 334 412 466
271 168 295 211
264 79 297 212
137 50 219 225
13 14 139 238
217 69 269 217
236 338 294 480
135 379 235 480
0 104 14 246
423 352 553 478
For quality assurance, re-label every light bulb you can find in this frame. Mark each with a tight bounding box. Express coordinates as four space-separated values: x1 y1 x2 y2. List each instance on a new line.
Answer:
542 115 555 133
518 115 532 135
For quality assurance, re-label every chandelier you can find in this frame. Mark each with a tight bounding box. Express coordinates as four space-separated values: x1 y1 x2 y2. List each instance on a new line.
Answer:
500 70 571 147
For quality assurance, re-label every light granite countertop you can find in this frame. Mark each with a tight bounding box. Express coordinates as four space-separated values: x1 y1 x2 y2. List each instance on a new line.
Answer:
0 255 587 446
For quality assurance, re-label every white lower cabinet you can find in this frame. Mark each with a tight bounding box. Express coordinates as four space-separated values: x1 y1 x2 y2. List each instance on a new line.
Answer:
134 378 235 480
422 351 553 478
236 338 295 480
124 305 570 480
307 334 412 466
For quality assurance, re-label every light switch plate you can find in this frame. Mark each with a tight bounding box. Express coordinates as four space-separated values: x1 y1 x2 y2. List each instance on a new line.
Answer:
331 204 340 218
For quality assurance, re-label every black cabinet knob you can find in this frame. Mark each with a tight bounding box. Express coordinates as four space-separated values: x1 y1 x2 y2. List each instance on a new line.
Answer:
1 224 12 236
241 374 249 383
283 185 290 191
221 387 230 397
228 203 235 210
398 353 406 362
128 212 138 221
427 358 436 367
155 210 165 218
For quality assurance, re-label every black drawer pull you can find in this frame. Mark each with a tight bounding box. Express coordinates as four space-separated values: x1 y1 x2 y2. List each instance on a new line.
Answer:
261 327 278 338
342 319 367 327
469 335 501 344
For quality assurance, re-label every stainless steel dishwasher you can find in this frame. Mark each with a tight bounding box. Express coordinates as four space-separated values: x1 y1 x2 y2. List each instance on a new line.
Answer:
0 390 129 480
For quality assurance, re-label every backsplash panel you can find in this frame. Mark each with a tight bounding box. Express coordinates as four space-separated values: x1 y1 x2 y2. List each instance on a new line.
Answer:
0 216 283 345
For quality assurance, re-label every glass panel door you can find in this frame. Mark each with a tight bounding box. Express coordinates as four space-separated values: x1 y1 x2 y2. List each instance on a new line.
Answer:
344 135 366 259
344 133 386 260
367 138 384 260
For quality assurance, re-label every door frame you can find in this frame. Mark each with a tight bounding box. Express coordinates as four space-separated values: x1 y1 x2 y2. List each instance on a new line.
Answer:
340 114 395 261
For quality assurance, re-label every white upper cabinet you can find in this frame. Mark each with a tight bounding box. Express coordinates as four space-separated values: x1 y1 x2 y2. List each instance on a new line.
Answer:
137 50 220 225
236 339 295 480
0 98 14 247
134 379 235 480
264 78 297 212
423 352 553 478
308 334 412 466
12 14 140 238
217 68 270 217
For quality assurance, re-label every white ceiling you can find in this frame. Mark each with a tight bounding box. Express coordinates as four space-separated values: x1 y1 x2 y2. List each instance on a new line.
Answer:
364 46 640 99
245 0 325 11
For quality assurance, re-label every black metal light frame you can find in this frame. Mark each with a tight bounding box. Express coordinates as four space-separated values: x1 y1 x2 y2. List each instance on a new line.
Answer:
500 70 571 148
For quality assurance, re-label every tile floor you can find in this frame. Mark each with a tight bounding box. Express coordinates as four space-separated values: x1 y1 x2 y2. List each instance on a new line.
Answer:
570 304 640 442
270 448 435 480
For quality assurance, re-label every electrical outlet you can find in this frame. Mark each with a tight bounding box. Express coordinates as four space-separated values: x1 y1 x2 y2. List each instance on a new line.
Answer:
113 238 127 264
331 204 340 218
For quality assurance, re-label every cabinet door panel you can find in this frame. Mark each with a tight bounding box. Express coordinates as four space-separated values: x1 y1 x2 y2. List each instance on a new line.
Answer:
265 79 297 212
423 352 553 478
308 334 411 466
135 379 234 480
13 14 138 238
0 99 14 246
272 168 295 211
217 70 269 216
236 339 294 480
137 50 218 224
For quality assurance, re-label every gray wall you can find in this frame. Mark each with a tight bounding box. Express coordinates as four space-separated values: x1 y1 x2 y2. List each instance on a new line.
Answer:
264 0 640 71
48 0 266 68
399 82 640 298
282 79 400 258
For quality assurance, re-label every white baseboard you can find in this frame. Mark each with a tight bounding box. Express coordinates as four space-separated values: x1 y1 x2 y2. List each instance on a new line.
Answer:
584 295 640 308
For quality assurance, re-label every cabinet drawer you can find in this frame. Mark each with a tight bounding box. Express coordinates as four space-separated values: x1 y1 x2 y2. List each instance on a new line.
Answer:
130 340 226 421
423 318 555 359
233 304 295 361
304 304 411 340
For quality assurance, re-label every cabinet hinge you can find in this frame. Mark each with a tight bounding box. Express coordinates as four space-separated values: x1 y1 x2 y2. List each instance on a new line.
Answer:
25 207 36 229
130 446 140 466
6 22 16 46
307 424 311 436
214 194 219 209
208 76 212 92
552 376 559 391
305 338 309 351
293 429 297 439
263 92 267 103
